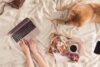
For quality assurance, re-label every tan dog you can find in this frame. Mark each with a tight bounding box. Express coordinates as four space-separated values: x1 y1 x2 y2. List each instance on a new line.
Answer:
54 3 100 27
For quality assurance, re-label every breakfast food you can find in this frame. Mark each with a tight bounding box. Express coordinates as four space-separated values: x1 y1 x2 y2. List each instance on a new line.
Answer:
48 33 82 62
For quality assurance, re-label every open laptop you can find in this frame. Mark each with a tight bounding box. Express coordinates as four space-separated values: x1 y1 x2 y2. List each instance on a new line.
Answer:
8 18 40 42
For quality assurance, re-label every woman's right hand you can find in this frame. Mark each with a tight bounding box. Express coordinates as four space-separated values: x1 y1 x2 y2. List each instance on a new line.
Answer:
28 39 38 54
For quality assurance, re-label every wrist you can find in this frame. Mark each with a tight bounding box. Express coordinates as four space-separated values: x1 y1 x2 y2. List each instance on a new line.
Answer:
25 51 31 56
31 50 40 57
31 49 38 54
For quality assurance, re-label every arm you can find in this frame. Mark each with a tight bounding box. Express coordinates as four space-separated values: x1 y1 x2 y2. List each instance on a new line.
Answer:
25 53 34 67
28 39 49 67
31 52 48 67
19 40 34 67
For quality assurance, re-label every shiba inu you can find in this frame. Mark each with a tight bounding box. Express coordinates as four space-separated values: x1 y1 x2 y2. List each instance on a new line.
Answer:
54 3 100 27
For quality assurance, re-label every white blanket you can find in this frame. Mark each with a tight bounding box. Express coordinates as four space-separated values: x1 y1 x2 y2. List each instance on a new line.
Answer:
0 0 100 67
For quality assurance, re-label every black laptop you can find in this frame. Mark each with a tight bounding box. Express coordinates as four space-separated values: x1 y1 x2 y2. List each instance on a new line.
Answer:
8 18 40 42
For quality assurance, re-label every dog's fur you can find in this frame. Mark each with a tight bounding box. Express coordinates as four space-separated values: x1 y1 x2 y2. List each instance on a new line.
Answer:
55 3 100 27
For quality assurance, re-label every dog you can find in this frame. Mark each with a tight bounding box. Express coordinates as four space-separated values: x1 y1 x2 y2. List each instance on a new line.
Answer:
53 3 100 27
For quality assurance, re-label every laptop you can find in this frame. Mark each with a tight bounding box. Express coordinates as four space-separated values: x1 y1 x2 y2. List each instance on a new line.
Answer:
8 18 40 42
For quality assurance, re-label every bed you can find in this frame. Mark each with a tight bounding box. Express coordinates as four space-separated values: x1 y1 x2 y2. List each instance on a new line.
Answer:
0 0 100 67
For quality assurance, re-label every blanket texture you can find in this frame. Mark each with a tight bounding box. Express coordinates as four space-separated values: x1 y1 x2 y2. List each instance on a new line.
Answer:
0 0 100 67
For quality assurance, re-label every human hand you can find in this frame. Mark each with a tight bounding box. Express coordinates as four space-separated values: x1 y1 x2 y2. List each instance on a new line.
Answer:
28 39 38 54
19 39 30 55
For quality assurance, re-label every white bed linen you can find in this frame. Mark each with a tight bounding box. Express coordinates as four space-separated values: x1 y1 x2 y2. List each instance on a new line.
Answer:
0 0 100 67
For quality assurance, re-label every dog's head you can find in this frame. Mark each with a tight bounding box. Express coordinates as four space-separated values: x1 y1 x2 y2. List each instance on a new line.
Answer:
66 10 81 27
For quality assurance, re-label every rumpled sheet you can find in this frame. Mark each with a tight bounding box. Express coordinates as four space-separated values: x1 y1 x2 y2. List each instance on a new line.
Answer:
0 0 100 67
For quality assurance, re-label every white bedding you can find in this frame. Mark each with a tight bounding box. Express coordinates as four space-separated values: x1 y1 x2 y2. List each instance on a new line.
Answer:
0 0 100 67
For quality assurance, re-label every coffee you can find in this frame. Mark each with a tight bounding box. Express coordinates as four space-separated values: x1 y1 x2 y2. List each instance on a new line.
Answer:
70 45 77 52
